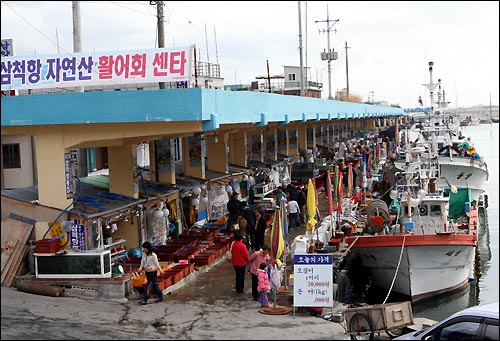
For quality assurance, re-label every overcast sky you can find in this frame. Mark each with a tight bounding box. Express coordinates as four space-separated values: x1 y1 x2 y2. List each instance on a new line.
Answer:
1 1 499 108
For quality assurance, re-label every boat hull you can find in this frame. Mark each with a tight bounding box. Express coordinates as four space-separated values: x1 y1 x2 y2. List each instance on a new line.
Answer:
437 156 489 202
345 234 476 302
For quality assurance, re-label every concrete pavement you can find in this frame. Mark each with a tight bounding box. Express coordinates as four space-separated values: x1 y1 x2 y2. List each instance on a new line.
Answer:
1 194 393 340
1 259 353 340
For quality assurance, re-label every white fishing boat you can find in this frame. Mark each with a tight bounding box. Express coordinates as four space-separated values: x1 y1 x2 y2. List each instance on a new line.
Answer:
397 61 489 204
345 146 478 302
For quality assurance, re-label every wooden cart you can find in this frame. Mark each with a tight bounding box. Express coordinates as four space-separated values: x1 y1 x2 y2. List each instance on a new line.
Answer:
344 301 414 340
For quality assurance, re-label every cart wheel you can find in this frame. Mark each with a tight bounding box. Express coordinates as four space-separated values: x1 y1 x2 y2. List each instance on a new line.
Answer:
349 312 374 341
386 328 405 338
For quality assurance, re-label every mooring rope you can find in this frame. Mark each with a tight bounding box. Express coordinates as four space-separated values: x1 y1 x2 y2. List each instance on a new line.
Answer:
383 232 407 304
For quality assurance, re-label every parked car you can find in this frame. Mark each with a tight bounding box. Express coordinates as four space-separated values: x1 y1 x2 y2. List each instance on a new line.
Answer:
394 302 499 340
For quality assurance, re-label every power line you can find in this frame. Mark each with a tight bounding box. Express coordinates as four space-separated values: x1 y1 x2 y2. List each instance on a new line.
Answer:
166 4 200 45
2 1 68 54
108 1 157 17
173 1 271 36
1 1 128 89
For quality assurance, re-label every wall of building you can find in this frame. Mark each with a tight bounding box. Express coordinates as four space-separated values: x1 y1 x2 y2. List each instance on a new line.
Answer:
2 135 34 189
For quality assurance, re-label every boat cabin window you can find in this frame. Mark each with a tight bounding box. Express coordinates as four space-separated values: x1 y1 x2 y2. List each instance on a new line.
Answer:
403 206 416 217
430 205 442 216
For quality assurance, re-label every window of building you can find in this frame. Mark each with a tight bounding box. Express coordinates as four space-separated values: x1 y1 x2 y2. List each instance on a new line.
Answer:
288 74 296 81
2 143 21 168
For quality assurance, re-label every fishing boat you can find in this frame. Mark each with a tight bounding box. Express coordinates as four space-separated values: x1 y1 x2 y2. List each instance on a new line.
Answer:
344 145 478 302
397 61 488 205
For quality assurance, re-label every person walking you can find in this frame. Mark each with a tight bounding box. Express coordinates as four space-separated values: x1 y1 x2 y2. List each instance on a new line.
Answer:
287 197 301 229
297 186 307 224
137 242 164 305
249 246 271 301
253 207 267 251
231 232 250 293
257 262 272 308
241 202 256 249
275 186 287 205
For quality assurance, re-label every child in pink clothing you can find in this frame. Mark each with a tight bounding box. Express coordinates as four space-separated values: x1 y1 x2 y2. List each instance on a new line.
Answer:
257 262 272 308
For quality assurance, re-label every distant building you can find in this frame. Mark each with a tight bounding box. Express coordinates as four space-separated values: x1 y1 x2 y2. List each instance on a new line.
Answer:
225 66 322 98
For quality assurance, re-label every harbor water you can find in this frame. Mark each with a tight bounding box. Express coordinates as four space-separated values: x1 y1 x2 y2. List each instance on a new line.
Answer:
411 123 499 321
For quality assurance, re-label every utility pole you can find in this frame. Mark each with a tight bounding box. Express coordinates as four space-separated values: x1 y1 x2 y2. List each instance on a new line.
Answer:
298 1 305 97
72 1 87 178
150 1 166 89
344 41 350 99
316 4 339 100
72 1 83 93
304 1 308 97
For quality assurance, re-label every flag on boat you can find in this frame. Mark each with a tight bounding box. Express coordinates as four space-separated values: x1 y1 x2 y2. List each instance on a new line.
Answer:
347 163 353 197
326 170 334 215
336 166 344 213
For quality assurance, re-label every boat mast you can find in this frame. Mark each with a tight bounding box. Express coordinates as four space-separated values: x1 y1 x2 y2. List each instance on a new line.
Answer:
423 62 438 109
490 93 493 122
422 62 439 154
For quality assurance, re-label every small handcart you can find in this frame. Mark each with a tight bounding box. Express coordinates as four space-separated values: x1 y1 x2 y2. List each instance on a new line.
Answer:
343 301 414 340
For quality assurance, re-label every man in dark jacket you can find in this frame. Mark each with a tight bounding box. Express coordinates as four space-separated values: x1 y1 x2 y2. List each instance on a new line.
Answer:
296 186 307 224
253 207 267 251
226 192 241 231
241 202 256 249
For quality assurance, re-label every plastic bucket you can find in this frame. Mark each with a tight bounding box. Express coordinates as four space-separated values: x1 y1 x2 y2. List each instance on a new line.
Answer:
405 221 415 232
464 202 471 212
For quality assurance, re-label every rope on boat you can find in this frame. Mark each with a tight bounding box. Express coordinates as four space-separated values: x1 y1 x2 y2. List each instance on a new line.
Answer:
337 236 360 265
382 233 407 304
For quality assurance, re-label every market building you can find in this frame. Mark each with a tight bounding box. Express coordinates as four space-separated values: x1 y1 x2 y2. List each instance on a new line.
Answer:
1 45 406 297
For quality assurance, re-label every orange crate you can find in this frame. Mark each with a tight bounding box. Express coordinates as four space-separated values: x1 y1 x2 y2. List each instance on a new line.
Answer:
36 239 60 253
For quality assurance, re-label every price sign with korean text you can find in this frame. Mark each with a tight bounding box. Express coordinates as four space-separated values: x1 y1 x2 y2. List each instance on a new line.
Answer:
293 253 333 307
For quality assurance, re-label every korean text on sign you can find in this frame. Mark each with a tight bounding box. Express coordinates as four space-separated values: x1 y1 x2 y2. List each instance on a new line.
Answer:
293 253 334 307
1 46 193 91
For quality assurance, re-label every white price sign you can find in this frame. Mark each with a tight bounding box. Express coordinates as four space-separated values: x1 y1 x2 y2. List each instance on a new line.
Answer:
293 254 334 307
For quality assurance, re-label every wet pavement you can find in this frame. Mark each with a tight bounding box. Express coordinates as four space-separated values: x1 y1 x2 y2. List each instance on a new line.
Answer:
168 222 306 305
